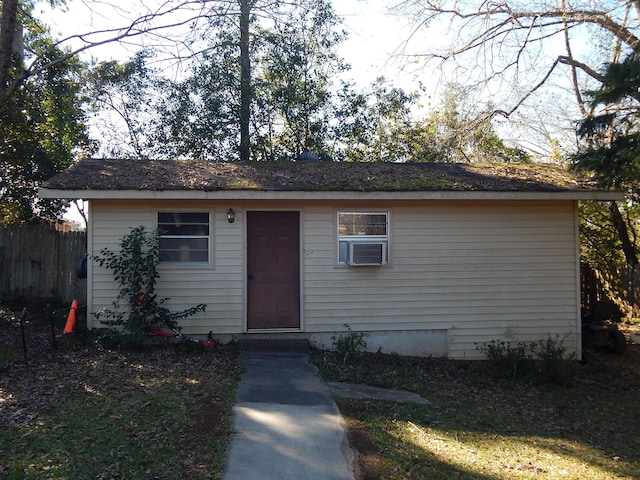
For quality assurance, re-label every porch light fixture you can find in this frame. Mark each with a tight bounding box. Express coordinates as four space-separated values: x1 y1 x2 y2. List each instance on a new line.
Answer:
227 208 236 224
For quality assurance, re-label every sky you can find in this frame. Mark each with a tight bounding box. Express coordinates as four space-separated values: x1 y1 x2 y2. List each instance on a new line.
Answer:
37 0 421 91
335 1 420 87
36 0 604 143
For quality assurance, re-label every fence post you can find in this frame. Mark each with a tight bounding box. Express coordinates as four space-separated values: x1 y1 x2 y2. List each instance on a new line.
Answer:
19 308 28 361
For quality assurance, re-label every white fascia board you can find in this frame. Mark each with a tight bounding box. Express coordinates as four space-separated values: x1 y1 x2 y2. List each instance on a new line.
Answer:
38 188 624 202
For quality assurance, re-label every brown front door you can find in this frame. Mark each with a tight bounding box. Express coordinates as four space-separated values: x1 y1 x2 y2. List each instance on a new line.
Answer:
247 211 300 329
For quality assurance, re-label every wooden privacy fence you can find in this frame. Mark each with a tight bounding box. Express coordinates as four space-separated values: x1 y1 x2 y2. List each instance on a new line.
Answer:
581 263 640 317
0 224 86 305
581 264 606 308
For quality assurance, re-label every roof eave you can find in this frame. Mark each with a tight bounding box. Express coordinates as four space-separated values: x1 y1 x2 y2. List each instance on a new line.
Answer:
39 188 624 202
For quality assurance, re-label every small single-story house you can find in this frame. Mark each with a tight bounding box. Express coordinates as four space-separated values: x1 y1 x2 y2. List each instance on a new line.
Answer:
40 159 622 359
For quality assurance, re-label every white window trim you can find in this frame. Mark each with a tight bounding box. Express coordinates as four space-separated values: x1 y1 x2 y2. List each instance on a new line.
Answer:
337 210 390 266
155 209 213 268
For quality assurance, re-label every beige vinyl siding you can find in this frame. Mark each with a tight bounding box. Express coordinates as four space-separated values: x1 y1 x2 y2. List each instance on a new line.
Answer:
88 198 580 359
89 200 244 334
302 200 579 359
89 201 154 325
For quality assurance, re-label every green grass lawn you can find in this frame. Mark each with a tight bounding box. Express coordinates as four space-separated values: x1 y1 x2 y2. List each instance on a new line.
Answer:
0 325 240 480
3 312 639 480
312 346 640 480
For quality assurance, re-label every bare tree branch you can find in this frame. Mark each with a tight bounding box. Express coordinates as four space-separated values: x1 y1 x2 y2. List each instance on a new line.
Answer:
392 0 640 154
396 1 639 49
562 0 588 118
0 0 297 107
495 55 611 118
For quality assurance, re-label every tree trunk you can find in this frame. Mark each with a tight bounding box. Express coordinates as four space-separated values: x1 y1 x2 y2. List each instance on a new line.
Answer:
239 0 251 162
0 0 20 102
609 201 638 267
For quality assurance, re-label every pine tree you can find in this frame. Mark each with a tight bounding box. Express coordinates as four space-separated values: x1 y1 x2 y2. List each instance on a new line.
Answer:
573 49 640 187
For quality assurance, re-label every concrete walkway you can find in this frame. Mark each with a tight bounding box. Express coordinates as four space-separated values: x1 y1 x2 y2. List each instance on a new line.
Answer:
222 351 356 480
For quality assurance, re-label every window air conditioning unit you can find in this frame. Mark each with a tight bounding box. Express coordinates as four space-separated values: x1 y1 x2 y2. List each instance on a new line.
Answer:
347 241 387 266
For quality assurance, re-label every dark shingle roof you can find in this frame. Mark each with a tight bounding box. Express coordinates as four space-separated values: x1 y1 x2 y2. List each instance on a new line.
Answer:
42 158 599 193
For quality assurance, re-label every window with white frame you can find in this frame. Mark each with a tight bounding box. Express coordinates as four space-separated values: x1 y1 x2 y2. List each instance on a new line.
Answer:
338 211 389 265
157 212 210 263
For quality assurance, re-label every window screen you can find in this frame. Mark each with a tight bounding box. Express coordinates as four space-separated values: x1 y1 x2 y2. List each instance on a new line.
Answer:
158 212 210 263
338 211 389 265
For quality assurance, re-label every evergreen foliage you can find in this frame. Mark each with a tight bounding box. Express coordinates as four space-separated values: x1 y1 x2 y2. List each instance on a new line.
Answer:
573 49 640 188
0 7 92 223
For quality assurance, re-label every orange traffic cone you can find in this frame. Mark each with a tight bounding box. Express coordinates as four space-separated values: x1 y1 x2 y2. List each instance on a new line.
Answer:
63 299 78 334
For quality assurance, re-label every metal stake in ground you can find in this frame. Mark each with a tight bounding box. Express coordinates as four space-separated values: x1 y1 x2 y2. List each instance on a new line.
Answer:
19 307 28 361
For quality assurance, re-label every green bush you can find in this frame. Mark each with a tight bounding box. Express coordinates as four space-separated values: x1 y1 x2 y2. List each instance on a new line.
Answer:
530 335 575 384
477 335 575 384
331 324 368 364
93 226 206 347
477 339 531 379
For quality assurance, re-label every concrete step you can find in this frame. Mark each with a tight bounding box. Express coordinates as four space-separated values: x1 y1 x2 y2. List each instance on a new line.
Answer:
237 338 310 352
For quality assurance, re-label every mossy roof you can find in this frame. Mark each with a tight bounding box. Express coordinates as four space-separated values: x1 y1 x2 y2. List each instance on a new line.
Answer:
43 158 602 193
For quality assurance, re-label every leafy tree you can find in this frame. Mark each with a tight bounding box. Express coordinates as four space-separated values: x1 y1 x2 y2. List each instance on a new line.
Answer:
150 29 244 160
578 199 640 315
0 0 228 107
573 49 640 188
253 1 348 161
151 0 348 162
47 1 527 166
332 82 528 164
329 78 419 162
0 0 24 104
579 201 626 269
573 48 640 269
412 84 530 163
1 0 317 161
85 51 161 158
0 8 91 222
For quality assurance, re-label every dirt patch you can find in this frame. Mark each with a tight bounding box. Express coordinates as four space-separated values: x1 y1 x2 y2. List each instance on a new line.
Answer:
187 396 229 439
177 396 231 479
338 400 385 480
